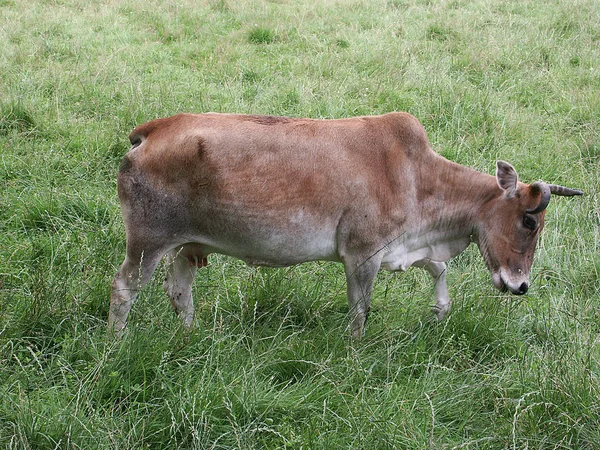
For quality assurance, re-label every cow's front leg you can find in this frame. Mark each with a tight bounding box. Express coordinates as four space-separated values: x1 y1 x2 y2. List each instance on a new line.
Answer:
416 260 450 320
343 255 382 338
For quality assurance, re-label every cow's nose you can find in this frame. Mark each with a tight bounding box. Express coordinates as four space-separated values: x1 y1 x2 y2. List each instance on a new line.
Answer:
517 282 528 295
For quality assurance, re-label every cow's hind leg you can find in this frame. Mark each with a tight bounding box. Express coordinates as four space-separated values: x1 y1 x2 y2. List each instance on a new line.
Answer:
415 260 450 320
109 243 165 334
163 247 202 328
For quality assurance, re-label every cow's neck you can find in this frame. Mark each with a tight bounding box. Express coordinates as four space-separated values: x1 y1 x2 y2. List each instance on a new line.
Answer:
381 154 499 271
416 153 499 233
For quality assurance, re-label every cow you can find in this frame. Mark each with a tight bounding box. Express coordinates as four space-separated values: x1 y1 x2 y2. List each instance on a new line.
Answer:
109 112 582 337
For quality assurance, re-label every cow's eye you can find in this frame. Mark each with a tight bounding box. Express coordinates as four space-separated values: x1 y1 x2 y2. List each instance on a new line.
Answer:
523 215 537 230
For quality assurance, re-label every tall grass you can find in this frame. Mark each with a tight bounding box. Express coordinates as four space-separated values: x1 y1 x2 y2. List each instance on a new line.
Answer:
1 0 599 448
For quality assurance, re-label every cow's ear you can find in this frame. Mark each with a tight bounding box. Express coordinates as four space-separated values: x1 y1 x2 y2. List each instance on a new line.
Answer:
496 160 518 197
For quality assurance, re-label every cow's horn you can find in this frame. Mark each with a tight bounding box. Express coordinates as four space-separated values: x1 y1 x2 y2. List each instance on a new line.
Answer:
526 181 551 214
549 184 584 197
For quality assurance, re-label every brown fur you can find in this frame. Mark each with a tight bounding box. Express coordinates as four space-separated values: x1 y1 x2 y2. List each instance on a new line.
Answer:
108 112 581 336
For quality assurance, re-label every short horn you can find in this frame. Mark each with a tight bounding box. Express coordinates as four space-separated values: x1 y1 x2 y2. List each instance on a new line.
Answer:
549 184 584 197
527 181 551 214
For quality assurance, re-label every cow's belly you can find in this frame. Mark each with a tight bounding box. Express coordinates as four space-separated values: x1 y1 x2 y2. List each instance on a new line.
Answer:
234 229 339 267
187 213 340 267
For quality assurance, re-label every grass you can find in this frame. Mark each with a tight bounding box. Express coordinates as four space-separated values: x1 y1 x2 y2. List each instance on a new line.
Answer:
1 0 599 448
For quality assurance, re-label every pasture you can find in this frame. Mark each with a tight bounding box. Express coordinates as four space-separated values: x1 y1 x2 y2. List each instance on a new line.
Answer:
1 0 599 448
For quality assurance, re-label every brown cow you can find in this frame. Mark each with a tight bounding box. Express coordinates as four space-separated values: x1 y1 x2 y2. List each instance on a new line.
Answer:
109 112 582 336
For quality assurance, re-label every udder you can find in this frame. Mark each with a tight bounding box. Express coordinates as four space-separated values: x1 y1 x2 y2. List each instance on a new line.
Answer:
178 243 209 268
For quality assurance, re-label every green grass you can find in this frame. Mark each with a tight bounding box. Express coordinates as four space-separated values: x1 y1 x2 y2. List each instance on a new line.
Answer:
1 0 599 448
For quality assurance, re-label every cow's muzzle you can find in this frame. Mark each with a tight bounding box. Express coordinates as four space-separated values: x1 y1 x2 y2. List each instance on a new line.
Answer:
510 282 528 295
492 270 529 295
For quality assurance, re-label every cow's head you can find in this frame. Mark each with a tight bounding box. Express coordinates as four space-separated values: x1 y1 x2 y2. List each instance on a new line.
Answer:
476 161 582 295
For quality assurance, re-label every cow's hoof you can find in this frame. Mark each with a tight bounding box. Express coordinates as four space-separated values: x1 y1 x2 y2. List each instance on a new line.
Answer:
432 304 450 321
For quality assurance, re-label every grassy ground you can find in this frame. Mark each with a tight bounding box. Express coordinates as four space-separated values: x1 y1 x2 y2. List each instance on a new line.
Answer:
1 0 599 448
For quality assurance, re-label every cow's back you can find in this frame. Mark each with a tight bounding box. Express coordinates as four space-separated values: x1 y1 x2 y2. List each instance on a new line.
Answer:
122 112 431 204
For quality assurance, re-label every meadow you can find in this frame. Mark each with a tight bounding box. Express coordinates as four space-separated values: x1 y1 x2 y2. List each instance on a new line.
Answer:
1 0 599 448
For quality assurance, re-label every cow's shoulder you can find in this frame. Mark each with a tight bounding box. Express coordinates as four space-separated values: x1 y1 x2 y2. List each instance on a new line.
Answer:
378 112 431 153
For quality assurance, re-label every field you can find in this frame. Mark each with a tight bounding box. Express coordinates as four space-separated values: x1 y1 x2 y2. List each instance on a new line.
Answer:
1 0 599 448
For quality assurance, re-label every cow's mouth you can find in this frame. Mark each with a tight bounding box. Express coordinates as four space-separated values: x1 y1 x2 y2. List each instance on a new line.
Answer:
492 270 528 295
